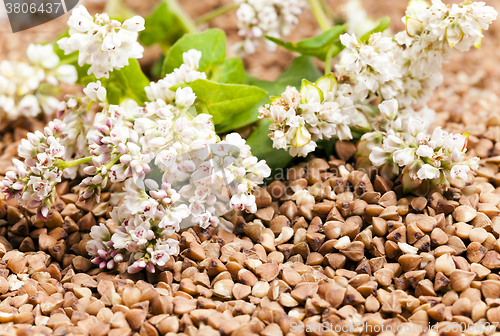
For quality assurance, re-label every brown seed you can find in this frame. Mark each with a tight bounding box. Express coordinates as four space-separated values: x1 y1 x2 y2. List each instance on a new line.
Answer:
290 282 318 303
238 269 258 287
269 215 291 235
481 280 500 299
387 226 406 243
255 206 275 222
339 241 365 261
232 283 251 300
11 218 29 235
125 309 147 330
254 188 272 209
469 228 488 244
365 294 380 312
46 210 63 228
326 253 346 269
471 263 490 279
487 307 500 324
411 197 428 211
453 206 477 222
335 141 356 161
73 256 92 272
435 254 456 276
431 228 448 246
416 216 437 232
372 217 387 236
399 254 422 272
450 270 476 292
0 276 9 294
451 297 472 316
379 191 397 207
404 270 426 289
213 279 234 299
482 250 500 269
433 272 450 292
427 303 446 321
281 268 301 287
38 233 57 251
374 175 393 193
374 268 394 287
478 203 500 218
268 181 286 200
7 254 26 274
255 262 279 282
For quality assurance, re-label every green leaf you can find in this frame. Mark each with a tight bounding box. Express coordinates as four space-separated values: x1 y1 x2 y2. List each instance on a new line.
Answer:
178 79 267 125
139 3 187 48
246 119 293 174
276 55 323 87
216 56 321 133
162 29 226 77
265 25 347 61
106 59 150 104
359 17 391 43
210 58 245 84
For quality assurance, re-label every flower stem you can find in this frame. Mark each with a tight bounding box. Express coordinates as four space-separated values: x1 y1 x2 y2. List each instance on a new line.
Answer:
324 44 336 75
165 0 198 34
308 0 331 31
195 4 238 25
318 0 343 25
55 156 93 170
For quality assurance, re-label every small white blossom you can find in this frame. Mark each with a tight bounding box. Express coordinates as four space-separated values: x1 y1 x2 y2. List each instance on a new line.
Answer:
234 0 307 54
0 44 77 121
83 81 107 102
57 5 145 79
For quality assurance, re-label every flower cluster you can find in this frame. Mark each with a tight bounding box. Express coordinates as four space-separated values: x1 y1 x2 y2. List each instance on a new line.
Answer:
145 49 206 103
234 0 307 54
78 49 270 273
333 0 497 128
336 32 403 101
392 0 497 108
86 179 185 273
0 44 77 121
1 122 66 220
258 74 364 157
357 100 479 190
57 5 145 79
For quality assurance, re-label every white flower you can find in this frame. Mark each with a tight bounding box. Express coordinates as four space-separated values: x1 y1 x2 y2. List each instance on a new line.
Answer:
0 45 76 120
407 117 425 136
234 0 307 54
379 99 398 120
417 164 440 180
450 164 470 180
183 49 202 70
416 144 434 157
369 147 390 167
174 87 196 108
83 81 107 102
26 44 60 69
392 148 415 166
57 5 145 79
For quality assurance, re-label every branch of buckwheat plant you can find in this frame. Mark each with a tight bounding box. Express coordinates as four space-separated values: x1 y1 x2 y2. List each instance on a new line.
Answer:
195 3 238 25
307 0 331 31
